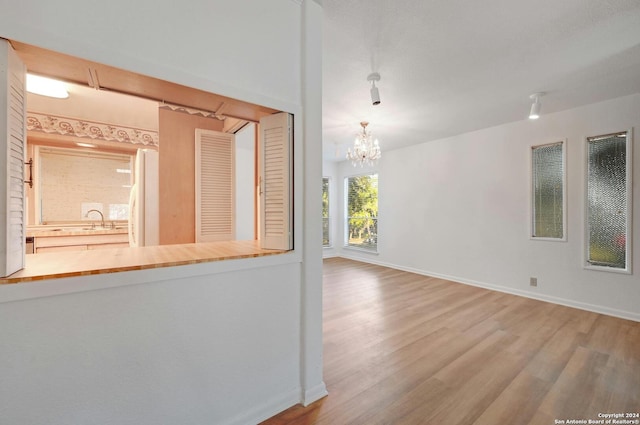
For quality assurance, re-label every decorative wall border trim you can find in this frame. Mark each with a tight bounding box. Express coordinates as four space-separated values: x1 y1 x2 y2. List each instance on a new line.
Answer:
26 112 159 147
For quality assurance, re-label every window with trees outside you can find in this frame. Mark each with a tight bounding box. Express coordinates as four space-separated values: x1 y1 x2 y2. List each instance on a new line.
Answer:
585 131 632 272
346 174 378 251
322 177 330 247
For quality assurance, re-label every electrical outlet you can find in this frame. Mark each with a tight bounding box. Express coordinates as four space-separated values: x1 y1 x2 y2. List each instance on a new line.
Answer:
530 277 538 287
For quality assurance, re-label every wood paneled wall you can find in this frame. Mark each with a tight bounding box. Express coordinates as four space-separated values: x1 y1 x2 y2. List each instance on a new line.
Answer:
158 108 224 245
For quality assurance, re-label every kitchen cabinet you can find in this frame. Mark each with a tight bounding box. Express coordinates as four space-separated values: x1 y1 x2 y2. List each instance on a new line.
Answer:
30 229 128 253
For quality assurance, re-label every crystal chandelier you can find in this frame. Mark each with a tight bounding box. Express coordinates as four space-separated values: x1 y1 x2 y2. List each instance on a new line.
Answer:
346 121 381 167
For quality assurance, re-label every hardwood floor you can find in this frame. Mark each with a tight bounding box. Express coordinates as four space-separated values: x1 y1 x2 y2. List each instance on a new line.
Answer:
261 258 640 425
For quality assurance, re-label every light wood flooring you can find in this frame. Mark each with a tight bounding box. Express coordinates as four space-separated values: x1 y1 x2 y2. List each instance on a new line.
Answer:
261 257 640 425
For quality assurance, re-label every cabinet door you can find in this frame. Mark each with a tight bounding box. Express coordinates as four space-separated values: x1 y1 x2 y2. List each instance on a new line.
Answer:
259 112 292 250
37 245 88 253
87 243 130 250
0 40 27 277
195 129 235 242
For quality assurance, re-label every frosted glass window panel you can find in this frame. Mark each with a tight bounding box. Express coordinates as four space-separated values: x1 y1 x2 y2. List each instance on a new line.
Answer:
532 142 564 239
586 132 629 270
346 174 378 251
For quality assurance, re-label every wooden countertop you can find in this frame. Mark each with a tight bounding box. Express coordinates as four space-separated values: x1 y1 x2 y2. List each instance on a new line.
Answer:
1 240 286 284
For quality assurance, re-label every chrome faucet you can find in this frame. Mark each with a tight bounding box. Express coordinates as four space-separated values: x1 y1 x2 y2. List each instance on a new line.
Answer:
86 209 105 228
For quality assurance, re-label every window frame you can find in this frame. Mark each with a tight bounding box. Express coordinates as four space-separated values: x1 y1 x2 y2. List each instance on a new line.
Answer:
322 176 331 248
34 145 135 225
344 173 378 253
583 128 633 274
529 139 567 242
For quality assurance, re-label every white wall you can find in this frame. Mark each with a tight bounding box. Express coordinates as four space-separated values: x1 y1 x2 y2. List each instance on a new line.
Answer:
235 123 255 240
3 1 301 112
0 1 325 424
0 263 301 425
337 94 640 321
300 1 326 404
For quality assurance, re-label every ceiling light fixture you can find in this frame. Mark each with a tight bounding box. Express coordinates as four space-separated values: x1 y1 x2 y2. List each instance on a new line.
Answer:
26 74 69 99
367 72 381 106
529 92 545 120
346 121 381 167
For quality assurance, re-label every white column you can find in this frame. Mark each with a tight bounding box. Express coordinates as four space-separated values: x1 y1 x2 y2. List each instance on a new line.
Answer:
300 0 328 405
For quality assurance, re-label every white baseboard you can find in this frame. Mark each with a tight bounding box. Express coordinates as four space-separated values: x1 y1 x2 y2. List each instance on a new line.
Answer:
337 255 640 323
322 249 338 259
222 387 301 425
302 381 328 406
222 382 328 425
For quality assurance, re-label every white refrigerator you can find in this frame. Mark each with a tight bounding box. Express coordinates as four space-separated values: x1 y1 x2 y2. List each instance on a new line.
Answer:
128 149 159 247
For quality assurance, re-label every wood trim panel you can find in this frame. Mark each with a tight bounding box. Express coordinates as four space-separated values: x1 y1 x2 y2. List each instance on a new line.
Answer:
158 108 223 245
11 40 277 123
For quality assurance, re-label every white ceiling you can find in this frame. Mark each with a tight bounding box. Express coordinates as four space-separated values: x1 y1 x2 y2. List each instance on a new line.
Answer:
321 0 640 161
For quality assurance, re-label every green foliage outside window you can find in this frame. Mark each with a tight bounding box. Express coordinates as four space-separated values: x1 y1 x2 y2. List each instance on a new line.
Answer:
322 178 330 246
346 174 378 250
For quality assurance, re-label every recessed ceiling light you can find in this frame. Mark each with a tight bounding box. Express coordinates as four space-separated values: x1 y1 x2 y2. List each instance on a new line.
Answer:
76 142 97 148
26 74 69 99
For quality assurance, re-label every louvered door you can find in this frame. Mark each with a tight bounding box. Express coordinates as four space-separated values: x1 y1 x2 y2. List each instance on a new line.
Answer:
195 129 235 242
259 112 292 250
0 40 26 277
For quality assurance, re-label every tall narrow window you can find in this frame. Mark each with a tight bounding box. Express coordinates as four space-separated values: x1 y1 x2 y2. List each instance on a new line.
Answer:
345 174 378 251
586 131 632 272
531 141 565 240
322 177 330 247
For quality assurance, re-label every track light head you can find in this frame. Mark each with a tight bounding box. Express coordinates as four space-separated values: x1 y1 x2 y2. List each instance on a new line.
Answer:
529 92 545 120
529 101 541 120
370 86 380 105
367 72 381 106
